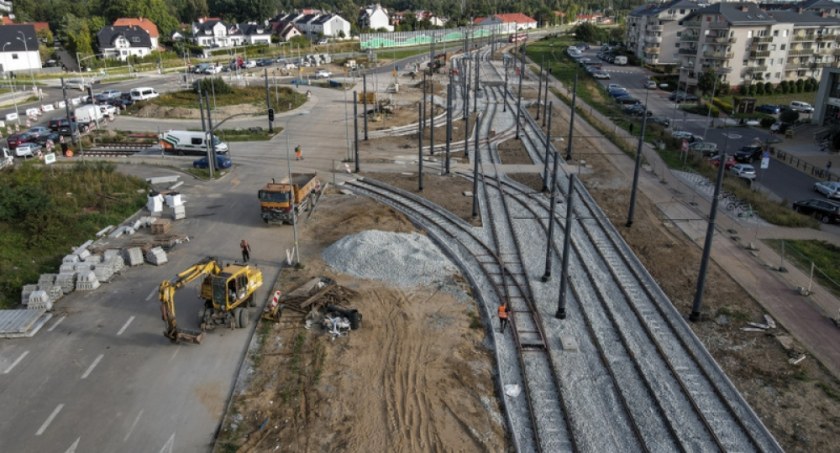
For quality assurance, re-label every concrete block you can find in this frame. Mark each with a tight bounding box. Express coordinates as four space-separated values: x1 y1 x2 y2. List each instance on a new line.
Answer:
74 263 94 272
93 265 114 283
28 290 52 311
38 274 57 287
84 254 103 264
75 271 100 291
76 249 91 261
165 193 183 207
103 249 121 260
124 247 144 266
62 254 79 264
59 263 75 273
56 273 76 294
145 247 168 266
21 284 38 306
172 205 186 220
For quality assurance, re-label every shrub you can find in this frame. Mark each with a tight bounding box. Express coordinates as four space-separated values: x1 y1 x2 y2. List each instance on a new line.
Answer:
193 77 233 95
779 81 789 94
764 82 773 94
780 109 800 124
760 117 776 128
712 97 732 112
755 83 765 95
795 79 805 93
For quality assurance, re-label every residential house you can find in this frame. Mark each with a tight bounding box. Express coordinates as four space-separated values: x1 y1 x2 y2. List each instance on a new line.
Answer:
0 2 11 14
798 0 840 17
97 25 153 61
677 2 840 91
310 14 351 38
626 0 701 67
190 18 271 48
415 10 447 27
279 23 302 41
0 24 43 73
113 18 160 49
360 4 393 32
474 13 538 33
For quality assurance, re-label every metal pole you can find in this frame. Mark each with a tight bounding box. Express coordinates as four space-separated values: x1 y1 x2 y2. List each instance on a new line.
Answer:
286 135 301 265
626 89 651 227
503 58 508 112
542 110 559 282
418 103 424 191
542 103 553 192
689 153 728 322
353 91 360 172
515 45 525 140
464 54 471 120
264 68 273 132
343 88 351 161
543 68 550 127
446 81 452 175
363 73 369 140
430 72 435 155
205 93 217 173
473 52 479 115
198 89 207 132
702 74 718 140
556 174 575 319
536 57 544 121
60 78 78 146
471 113 481 217
565 69 578 161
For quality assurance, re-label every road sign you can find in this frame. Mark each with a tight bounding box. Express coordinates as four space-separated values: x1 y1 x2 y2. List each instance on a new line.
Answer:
760 156 770 169
44 153 56 165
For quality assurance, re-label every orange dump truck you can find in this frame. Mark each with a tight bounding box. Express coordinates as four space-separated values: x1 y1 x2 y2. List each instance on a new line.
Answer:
257 173 322 224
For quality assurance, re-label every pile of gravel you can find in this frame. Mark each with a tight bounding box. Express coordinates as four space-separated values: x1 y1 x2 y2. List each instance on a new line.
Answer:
322 230 460 288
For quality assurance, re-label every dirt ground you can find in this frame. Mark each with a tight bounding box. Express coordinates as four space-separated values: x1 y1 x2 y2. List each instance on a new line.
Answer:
218 194 507 452
133 102 264 120
219 73 840 452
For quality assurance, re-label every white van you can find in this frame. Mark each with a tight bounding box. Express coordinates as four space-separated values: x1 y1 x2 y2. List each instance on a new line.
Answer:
613 55 628 65
130 87 159 101
789 101 814 113
160 130 229 156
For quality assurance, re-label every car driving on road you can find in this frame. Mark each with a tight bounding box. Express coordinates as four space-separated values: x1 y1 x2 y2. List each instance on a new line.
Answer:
813 181 840 200
193 155 232 169
730 163 757 180
735 145 763 162
792 198 840 223
315 69 332 78
756 104 780 115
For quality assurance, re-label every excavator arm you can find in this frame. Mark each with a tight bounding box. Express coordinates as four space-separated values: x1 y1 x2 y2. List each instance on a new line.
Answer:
158 258 222 344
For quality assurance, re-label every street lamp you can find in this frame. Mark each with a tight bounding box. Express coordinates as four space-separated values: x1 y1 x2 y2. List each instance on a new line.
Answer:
2 41 19 123
16 31 38 100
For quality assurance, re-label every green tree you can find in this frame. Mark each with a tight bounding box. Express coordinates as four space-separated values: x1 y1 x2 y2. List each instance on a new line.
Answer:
36 27 55 63
696 69 719 98
780 108 800 124
62 14 94 56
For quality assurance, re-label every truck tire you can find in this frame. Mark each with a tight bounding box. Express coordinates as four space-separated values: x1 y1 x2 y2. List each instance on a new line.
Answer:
238 307 249 328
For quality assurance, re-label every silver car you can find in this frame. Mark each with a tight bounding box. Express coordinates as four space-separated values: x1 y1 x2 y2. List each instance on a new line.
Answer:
814 181 840 200
730 163 757 180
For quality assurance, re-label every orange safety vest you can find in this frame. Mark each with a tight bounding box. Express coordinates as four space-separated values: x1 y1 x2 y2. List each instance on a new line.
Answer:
498 304 508 319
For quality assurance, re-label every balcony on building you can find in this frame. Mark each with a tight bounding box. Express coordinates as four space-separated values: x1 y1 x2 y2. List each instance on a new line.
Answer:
788 48 814 56
703 50 734 59
680 33 699 42
708 35 736 45
752 36 773 44
645 35 663 44
644 56 659 65
707 22 730 30
648 25 663 32
793 33 816 42
750 50 771 58
644 46 661 55
745 65 768 73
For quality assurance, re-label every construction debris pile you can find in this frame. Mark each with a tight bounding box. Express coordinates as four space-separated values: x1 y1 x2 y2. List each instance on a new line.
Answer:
264 277 361 339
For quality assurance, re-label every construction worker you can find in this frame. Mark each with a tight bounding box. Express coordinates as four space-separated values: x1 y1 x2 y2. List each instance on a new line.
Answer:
498 301 510 333
295 144 303 160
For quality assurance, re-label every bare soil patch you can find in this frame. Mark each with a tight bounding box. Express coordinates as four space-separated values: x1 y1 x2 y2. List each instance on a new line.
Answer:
133 102 263 120
219 193 506 452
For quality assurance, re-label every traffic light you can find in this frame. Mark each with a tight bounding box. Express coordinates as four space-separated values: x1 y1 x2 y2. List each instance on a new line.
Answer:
268 108 275 122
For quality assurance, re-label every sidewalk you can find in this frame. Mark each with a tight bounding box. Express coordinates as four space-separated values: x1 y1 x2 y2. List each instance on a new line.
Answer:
542 69 840 380
771 123 838 181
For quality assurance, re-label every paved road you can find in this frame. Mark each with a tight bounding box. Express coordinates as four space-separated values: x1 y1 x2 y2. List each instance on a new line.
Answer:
0 84 349 452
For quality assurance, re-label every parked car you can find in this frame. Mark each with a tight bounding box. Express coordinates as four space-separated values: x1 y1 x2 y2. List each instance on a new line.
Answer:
813 181 840 200
789 101 814 113
256 58 274 67
730 163 757 180
690 141 719 156
317 38 329 45
193 155 232 169
27 126 51 138
7 132 35 150
735 145 763 162
97 89 122 101
99 104 118 118
671 130 696 140
315 69 332 78
243 60 257 69
756 104 781 115
623 104 652 116
608 88 629 98
48 118 87 135
644 80 657 89
668 91 699 102
607 83 623 91
35 131 61 146
792 198 840 223
105 97 130 110
14 141 42 158
615 95 640 105
203 65 222 74
650 116 671 127
744 118 761 127
592 71 610 79
708 154 737 169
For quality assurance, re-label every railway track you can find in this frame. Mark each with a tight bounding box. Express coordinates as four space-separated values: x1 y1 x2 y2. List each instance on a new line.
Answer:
342 45 781 451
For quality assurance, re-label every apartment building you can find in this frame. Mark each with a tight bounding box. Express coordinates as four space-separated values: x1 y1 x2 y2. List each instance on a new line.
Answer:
677 2 840 92
626 0 701 67
813 67 840 126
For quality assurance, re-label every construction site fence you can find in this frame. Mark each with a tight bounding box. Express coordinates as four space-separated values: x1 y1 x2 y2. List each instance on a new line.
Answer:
360 24 515 50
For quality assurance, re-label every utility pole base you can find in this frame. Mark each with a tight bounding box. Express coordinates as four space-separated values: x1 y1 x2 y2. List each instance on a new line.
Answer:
555 309 566 319
688 311 701 322
541 273 551 283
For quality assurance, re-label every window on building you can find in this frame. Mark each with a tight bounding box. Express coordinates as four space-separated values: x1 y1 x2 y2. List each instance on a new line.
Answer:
775 72 780 78
771 44 777 51
774 30 779 37
747 30 753 38
781 44 786 50
11 53 18 60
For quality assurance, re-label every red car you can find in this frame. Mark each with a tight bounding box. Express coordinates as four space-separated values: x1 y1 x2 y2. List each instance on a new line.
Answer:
707 154 736 170
7 132 35 150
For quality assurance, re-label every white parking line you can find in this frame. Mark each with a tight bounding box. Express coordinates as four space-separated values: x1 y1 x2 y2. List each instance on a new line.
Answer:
116 316 135 336
35 404 64 436
145 288 157 301
80 354 104 379
4 350 29 374
47 316 66 332
63 437 80 453
123 409 143 442
159 432 175 453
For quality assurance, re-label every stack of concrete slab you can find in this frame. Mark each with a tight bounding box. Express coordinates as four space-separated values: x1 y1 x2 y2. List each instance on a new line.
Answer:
145 247 168 265
124 247 144 266
0 309 52 338
171 205 186 220
147 193 164 215
74 262 94 273
84 254 102 264
75 270 100 291
93 263 115 283
108 225 136 238
56 273 76 294
28 290 52 311
104 250 125 274
62 254 79 265
72 241 93 261
21 284 37 306
39 284 63 304
38 274 57 287
59 262 75 273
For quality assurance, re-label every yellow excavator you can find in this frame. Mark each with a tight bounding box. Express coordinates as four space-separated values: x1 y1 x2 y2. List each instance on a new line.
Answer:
159 257 263 344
